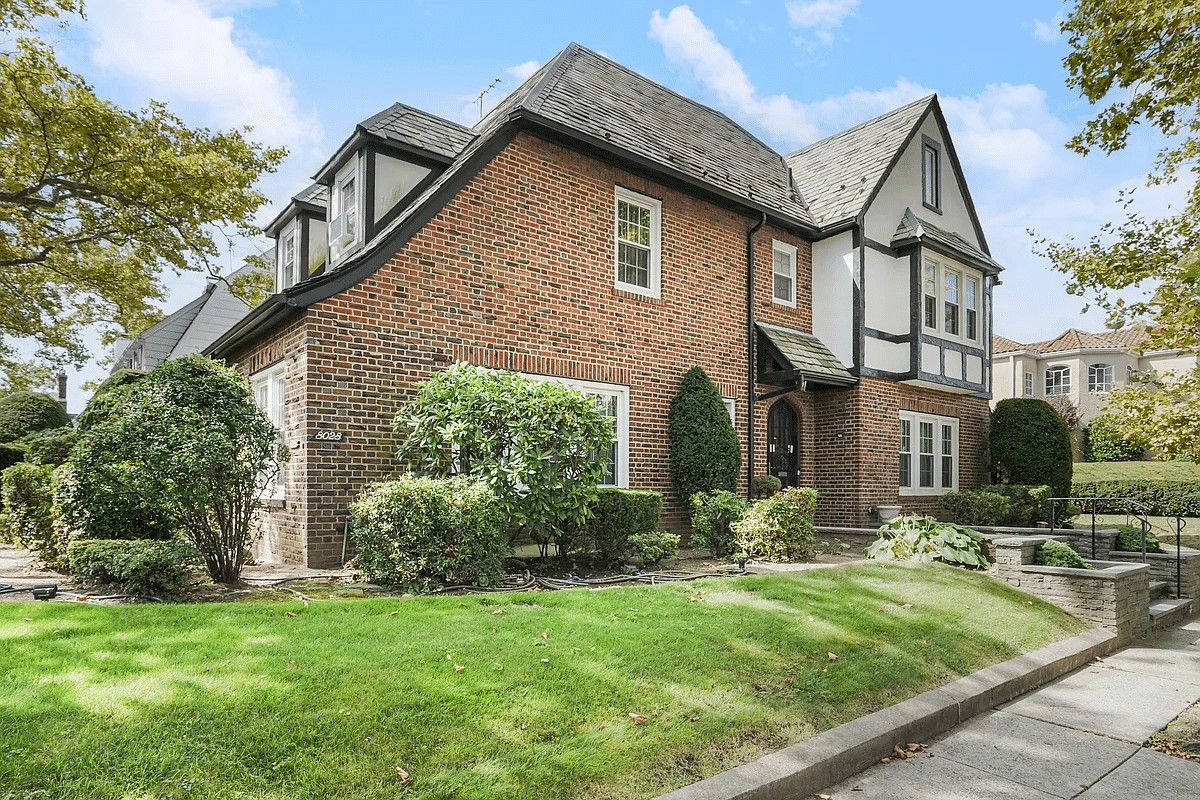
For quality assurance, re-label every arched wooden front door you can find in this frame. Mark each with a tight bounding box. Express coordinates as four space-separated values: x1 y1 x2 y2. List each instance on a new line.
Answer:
767 400 799 488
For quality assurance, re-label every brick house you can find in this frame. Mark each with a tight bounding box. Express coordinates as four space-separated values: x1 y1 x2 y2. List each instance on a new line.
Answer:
207 43 1001 567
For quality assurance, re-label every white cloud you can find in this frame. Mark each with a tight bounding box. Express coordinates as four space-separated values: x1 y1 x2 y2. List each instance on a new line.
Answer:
83 0 322 154
785 0 858 45
506 60 541 82
1032 9 1065 44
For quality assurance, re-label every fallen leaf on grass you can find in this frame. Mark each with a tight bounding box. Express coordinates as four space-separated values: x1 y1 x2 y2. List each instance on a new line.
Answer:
285 611 297 618
453 664 465 673
458 602 466 607
21 618 32 622
827 652 838 661
807 615 814 622
492 608 506 616
689 716 699 723
784 678 793 685
389 611 398 617
540 630 548 640
812 794 833 799
540 658 549 663
629 713 648 724
490 627 497 635
395 767 412 784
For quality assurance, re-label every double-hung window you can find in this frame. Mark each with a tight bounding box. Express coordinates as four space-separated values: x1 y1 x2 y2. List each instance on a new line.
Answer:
252 363 287 500
964 277 978 341
772 240 797 306
281 231 296 290
943 269 960 336
899 411 957 495
1024 371 1034 397
329 159 360 263
614 187 661 297
923 262 937 329
923 257 982 345
1046 365 1071 396
1088 363 1113 393
524 374 629 488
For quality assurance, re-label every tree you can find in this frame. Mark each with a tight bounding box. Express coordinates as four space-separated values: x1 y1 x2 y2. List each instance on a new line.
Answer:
1035 0 1200 457
989 399 1073 497
668 366 740 504
0 389 68 442
393 363 615 557
0 1 284 389
67 355 288 583
1103 368 1200 461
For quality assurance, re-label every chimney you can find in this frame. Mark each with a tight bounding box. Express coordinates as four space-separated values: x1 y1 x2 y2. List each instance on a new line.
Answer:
56 372 67 411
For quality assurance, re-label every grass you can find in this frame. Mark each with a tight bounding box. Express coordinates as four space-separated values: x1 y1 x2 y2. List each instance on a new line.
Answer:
0 563 1088 800
1073 461 1200 482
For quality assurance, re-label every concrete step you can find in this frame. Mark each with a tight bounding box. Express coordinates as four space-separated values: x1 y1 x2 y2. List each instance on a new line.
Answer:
1149 597 1194 631
1149 580 1170 600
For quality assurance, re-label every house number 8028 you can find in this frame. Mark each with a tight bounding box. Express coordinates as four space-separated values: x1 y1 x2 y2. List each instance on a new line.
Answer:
311 430 345 442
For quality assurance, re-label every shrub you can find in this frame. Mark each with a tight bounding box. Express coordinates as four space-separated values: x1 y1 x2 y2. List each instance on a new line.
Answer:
1035 540 1090 569
733 487 817 562
0 391 68 443
1112 523 1161 553
990 399 1073 497
753 474 781 499
575 488 662 563
53 462 175 542
67 355 287 583
1072 477 1200 517
66 539 199 598
395 363 614 557
0 442 25 472
0 462 63 568
983 484 1053 527
627 531 680 564
865 515 989 569
668 366 740 505
350 476 508 592
20 427 79 466
690 490 749 556
73 369 147 431
1085 413 1142 462
938 489 1011 526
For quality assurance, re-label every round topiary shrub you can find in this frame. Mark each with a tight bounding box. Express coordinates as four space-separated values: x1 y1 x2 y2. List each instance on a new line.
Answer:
990 399 1073 498
0 391 68 443
733 487 817 562
668 366 740 505
1035 539 1090 569
1085 413 1142 462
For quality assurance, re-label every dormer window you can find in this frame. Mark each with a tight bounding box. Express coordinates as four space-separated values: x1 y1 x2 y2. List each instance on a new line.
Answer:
281 232 296 290
329 160 361 262
922 256 982 345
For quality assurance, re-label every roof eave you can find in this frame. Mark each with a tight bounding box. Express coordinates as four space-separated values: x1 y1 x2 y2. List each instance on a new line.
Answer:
204 295 303 361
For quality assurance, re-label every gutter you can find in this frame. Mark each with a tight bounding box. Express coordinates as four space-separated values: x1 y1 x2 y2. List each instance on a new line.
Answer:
746 212 767 499
204 295 301 361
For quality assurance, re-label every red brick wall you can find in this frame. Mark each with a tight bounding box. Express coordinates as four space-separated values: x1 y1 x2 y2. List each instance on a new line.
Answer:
230 131 990 565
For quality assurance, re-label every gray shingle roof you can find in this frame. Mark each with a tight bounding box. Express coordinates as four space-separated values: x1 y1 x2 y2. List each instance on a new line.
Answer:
756 320 855 385
293 182 328 209
892 208 1002 272
359 102 476 160
785 96 933 226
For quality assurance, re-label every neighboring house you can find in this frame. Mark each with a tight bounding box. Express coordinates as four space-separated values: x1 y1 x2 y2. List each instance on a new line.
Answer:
111 260 272 374
992 329 1198 424
206 43 1002 568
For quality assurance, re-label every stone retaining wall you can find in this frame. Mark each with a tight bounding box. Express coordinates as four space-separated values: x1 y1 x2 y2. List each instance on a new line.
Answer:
1107 548 1200 599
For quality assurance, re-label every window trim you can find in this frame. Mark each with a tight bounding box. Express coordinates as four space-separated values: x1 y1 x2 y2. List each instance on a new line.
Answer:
613 186 661 298
899 411 958 496
522 373 629 489
921 135 942 213
1045 364 1071 396
1088 363 1114 393
771 240 797 307
251 362 287 500
922 255 981 345
723 398 737 428
1024 371 1034 397
329 158 361 264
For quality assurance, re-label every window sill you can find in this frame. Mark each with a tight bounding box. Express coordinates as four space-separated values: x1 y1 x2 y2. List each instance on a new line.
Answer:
613 284 661 302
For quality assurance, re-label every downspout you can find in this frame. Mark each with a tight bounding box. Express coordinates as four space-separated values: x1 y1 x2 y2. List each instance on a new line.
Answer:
746 212 767 499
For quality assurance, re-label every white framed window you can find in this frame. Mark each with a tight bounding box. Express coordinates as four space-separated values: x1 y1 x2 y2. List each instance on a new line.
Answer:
771 240 797 307
922 256 982 345
280 230 296 291
329 159 360 263
1088 363 1113 393
1024 371 1034 397
614 187 661 298
922 138 942 212
251 363 287 499
899 411 957 496
523 374 629 488
723 398 736 428
1045 365 1071 396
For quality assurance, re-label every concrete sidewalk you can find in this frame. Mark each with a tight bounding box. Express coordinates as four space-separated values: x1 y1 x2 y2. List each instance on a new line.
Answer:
820 620 1200 799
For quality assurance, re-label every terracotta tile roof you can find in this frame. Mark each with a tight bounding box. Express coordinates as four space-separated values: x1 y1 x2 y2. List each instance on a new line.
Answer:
993 328 1151 357
991 334 1026 354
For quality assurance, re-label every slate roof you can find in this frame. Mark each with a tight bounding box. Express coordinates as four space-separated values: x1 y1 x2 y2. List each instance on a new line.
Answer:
785 96 933 226
293 182 328 209
992 328 1152 357
756 320 855 385
892 208 1002 272
358 103 476 160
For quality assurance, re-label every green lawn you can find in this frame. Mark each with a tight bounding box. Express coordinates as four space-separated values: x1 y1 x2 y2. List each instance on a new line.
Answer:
0 564 1089 800
1074 461 1200 482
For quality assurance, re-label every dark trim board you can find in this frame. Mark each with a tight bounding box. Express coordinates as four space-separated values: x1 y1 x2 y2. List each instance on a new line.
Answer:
865 327 909 345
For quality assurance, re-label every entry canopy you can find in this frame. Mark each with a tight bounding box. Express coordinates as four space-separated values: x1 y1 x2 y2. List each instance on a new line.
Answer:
756 320 856 390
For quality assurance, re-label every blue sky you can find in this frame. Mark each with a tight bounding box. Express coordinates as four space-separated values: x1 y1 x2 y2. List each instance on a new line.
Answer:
47 0 1185 408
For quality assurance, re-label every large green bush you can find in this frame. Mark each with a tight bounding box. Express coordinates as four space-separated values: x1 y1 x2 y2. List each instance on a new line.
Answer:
0 391 68 443
395 363 614 557
66 539 199 598
20 427 79 466
73 369 147 431
0 462 63 568
990 399 1073 497
67 355 287 583
668 366 740 505
0 442 25 472
733 487 817 562
690 489 749 556
53 463 175 542
865 515 988 569
350 476 508 591
984 484 1054 527
574 488 662 563
938 490 1011 526
1086 413 1142 462
1072 477 1200 517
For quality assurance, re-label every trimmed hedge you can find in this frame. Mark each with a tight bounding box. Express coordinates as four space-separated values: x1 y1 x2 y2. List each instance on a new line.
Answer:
1113 524 1161 553
1072 477 1200 517
0 462 62 568
668 366 740 505
0 442 25 472
0 391 68 443
67 538 199 598
627 531 680 564
576 488 662 563
350 476 508 591
734 487 817 562
990 399 1072 497
939 485 1053 527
